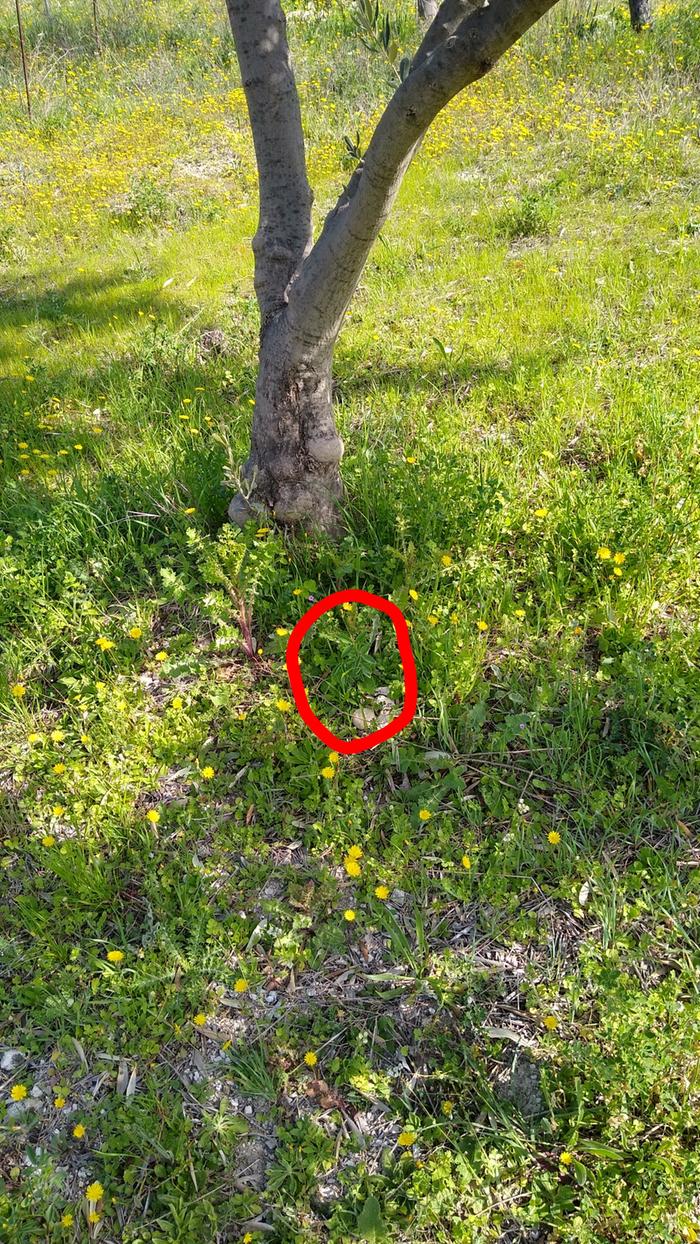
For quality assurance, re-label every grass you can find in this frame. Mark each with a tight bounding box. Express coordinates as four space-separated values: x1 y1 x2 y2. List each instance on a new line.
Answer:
1 0 700 1241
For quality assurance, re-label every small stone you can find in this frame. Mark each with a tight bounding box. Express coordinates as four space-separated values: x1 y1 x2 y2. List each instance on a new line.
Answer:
7 1097 41 1120
264 991 278 1005
1 1049 24 1072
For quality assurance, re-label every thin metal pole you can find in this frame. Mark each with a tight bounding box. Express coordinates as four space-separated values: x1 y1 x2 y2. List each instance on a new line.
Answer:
15 0 32 121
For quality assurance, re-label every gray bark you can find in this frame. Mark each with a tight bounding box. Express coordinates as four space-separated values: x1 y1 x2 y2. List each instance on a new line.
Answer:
225 0 562 530
417 0 440 26
628 0 651 29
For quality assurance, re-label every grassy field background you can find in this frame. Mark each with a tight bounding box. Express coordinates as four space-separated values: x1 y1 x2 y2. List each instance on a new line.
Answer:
1 0 700 1240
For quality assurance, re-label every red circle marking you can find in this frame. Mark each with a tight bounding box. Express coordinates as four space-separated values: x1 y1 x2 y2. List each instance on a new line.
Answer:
285 589 417 755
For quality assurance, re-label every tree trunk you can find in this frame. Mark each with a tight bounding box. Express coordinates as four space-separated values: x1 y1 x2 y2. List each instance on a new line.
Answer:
229 317 343 532
417 0 440 24
225 0 562 531
628 0 651 29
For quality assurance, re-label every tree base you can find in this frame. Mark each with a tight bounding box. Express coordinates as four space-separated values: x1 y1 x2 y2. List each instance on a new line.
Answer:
227 477 344 536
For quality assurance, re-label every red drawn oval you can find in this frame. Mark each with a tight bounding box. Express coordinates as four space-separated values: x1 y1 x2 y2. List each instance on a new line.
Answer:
285 589 418 755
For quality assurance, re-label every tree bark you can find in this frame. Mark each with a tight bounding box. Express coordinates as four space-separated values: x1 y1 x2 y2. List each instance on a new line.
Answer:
228 316 343 530
225 0 562 531
417 0 440 26
628 0 651 30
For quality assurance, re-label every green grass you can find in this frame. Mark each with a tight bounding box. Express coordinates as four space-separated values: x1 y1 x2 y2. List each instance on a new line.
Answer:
2 0 700 1241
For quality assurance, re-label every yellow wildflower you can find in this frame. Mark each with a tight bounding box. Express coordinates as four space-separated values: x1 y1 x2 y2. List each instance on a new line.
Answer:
343 909 356 922
397 1130 417 1147
201 766 215 780
72 1123 86 1138
374 885 390 900
597 546 612 560
344 856 361 877
86 1182 104 1201
234 978 249 993
304 1051 318 1067
548 831 561 845
321 766 335 779
276 698 292 713
106 950 124 963
543 1015 559 1031
146 810 160 824
418 809 431 822
10 1084 28 1101
11 684 26 698
128 626 142 639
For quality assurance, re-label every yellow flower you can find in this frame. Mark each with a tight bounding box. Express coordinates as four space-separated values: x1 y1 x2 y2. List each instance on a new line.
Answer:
60 1213 73 1227
405 455 417 464
275 627 288 637
342 602 354 612
10 1084 28 1101
344 856 361 877
343 909 356 922
441 554 453 566
106 950 124 963
276 698 292 713
328 752 339 764
243 1235 254 1244
560 1151 573 1165
613 566 622 577
418 809 431 822
193 1012 206 1026
42 835 56 847
86 1181 104 1201
408 589 419 601
461 854 471 870
321 766 336 779
11 683 26 698
303 1051 318 1067
88 1211 101 1224
234 978 249 993
476 619 488 632
54 1096 66 1109
534 507 549 518
52 762 66 775
547 831 561 845
427 614 438 625
201 766 215 780
72 1123 86 1138
374 885 390 900
183 507 196 515
441 1100 454 1116
154 650 168 662
128 626 142 639
146 810 160 824
397 1130 417 1147
514 608 526 619
28 732 42 744
52 805 66 817
596 546 612 560
292 587 302 596
50 730 65 742
613 552 626 565
347 845 363 859
543 1015 559 1031
95 637 115 651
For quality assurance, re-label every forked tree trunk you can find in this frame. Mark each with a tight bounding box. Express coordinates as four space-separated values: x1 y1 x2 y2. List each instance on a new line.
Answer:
628 0 651 29
225 0 562 531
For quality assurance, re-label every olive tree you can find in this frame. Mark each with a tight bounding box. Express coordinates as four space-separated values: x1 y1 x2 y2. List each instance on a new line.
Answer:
224 0 561 531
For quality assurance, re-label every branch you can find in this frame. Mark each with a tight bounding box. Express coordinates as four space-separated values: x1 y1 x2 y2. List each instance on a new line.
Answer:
286 0 559 355
226 0 314 328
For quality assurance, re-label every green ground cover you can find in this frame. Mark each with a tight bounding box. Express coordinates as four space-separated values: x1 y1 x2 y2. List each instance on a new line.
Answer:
1 0 700 1240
